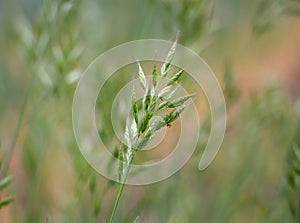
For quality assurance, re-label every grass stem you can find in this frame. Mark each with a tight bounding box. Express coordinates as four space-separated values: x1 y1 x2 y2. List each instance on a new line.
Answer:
109 162 131 223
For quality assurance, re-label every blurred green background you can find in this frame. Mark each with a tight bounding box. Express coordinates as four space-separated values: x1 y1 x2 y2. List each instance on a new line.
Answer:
1 0 300 222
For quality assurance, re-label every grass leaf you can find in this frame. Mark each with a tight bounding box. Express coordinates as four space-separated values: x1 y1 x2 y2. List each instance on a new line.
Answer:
150 117 166 131
138 111 152 135
0 196 14 209
132 89 139 126
0 175 13 190
158 86 172 99
137 61 146 90
158 100 169 110
161 39 177 78
133 216 140 223
152 64 157 87
167 93 195 108
143 89 151 111
163 106 185 124
167 69 184 86
137 129 153 149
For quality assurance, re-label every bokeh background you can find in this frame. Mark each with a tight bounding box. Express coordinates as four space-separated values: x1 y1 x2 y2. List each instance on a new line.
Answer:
1 0 300 222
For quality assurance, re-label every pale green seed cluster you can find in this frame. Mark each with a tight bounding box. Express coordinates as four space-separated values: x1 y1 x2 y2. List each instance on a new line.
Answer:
118 40 196 181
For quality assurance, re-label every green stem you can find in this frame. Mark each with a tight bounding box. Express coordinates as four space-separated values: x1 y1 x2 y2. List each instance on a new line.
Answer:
109 161 132 223
109 181 125 223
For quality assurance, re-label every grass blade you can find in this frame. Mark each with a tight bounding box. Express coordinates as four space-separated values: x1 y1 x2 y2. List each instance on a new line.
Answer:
137 61 146 90
133 216 140 223
132 89 139 126
167 93 195 108
160 37 178 78
0 175 13 190
0 196 14 209
167 69 184 86
152 64 157 87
